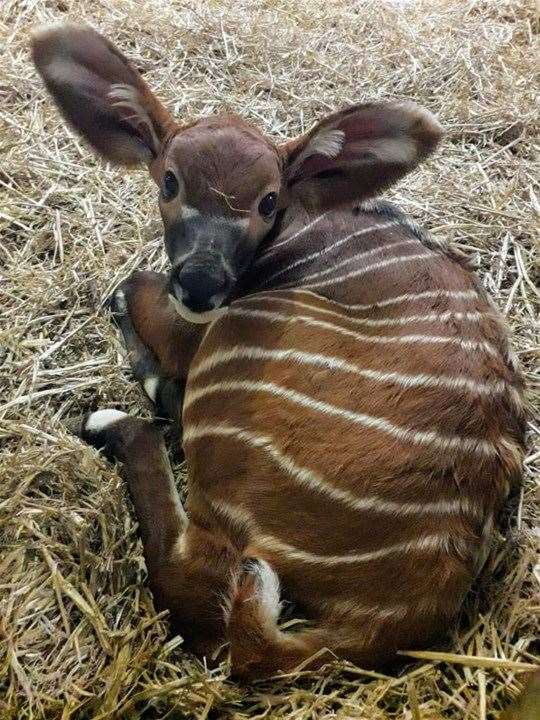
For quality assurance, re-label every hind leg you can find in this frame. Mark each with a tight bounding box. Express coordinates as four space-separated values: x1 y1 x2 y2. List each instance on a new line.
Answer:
226 558 331 680
110 271 205 427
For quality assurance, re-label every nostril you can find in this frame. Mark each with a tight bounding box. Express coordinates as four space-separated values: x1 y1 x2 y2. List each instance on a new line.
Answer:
172 265 228 313
178 269 210 310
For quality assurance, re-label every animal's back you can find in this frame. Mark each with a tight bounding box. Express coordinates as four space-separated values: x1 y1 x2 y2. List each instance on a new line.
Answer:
182 202 525 666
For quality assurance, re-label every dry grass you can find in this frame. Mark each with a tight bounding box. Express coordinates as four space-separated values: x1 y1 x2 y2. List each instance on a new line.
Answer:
1 0 539 717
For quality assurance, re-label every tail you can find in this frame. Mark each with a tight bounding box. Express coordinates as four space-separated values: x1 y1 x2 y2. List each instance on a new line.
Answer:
225 558 333 680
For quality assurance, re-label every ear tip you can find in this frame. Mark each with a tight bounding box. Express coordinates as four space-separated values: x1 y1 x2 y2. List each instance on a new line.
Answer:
31 21 73 43
401 101 445 142
30 22 96 57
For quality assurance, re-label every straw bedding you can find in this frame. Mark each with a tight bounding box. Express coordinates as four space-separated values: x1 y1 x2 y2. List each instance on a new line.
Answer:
0 0 538 717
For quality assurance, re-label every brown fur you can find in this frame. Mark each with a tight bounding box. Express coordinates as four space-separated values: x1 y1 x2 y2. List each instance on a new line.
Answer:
34 24 526 681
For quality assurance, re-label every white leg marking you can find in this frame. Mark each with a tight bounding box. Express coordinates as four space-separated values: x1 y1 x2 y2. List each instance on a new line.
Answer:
252 559 281 624
184 422 482 519
184 380 498 456
85 409 128 432
169 532 189 561
113 287 128 314
157 444 188 528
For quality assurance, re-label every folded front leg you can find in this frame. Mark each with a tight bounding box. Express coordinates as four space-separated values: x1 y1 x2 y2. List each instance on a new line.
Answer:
80 408 238 659
109 271 205 429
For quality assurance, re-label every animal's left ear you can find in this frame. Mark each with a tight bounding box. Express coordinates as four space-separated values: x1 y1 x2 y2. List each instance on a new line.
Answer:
278 102 443 211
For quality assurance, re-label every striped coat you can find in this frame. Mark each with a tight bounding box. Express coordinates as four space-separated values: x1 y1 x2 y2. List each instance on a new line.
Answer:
180 198 525 674
34 23 525 680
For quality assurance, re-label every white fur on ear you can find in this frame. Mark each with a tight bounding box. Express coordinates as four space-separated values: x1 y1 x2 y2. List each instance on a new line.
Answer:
289 128 345 176
305 128 345 159
40 56 94 90
362 137 417 165
108 83 159 151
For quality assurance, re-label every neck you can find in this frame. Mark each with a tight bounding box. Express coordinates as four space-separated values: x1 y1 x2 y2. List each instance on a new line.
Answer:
240 200 435 307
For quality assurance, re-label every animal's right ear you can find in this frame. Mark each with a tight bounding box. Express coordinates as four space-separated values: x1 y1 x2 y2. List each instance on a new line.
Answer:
31 24 176 166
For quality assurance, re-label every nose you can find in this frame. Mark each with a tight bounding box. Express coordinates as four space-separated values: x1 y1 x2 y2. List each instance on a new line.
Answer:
170 264 228 313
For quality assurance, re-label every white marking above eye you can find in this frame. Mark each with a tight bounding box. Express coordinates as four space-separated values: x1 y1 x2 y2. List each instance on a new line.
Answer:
181 205 200 219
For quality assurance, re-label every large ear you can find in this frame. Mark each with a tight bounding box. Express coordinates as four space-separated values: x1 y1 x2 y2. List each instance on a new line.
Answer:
31 24 176 166
279 102 443 210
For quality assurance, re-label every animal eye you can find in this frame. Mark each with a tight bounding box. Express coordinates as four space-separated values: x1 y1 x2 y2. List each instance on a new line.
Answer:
162 171 179 201
258 192 277 218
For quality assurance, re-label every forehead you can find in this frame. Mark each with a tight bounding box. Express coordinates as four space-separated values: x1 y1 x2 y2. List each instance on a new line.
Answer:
165 119 280 209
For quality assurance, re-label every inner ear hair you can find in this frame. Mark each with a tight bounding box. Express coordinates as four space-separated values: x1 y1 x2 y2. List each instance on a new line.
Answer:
108 83 160 153
31 23 175 166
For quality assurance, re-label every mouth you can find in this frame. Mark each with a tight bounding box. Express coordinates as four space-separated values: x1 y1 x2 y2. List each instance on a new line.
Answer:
168 293 229 325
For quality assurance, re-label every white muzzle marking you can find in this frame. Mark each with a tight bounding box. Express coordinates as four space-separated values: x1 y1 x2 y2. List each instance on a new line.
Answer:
168 293 229 325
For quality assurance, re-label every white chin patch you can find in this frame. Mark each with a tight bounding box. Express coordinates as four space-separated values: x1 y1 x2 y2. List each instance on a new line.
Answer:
168 294 228 325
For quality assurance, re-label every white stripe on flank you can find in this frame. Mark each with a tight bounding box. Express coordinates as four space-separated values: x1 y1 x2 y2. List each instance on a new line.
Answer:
296 252 435 290
261 221 401 286
348 288 480 309
257 212 329 257
184 381 497 456
184 422 482 518
210 498 452 566
257 532 450 566
247 288 480 312
242 295 484 327
189 345 506 396
225 307 498 356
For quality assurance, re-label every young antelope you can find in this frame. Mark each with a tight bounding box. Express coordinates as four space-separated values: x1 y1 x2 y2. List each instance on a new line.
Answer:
32 24 526 680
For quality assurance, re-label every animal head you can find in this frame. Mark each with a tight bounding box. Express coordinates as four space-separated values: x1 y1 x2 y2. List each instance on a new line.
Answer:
32 24 443 321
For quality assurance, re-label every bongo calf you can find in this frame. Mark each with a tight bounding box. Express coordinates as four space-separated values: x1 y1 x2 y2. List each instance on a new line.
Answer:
33 25 525 679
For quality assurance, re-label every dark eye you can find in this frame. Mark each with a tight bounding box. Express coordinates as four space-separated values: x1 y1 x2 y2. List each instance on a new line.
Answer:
162 170 179 201
258 192 277 218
